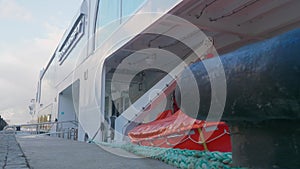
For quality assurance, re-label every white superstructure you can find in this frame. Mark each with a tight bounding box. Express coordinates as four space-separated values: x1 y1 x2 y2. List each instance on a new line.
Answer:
34 0 300 142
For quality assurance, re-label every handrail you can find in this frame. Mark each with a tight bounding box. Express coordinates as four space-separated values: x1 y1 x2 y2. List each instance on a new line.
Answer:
3 120 79 140
3 120 78 130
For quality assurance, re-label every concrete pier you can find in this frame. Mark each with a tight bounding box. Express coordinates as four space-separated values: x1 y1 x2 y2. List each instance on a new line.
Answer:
0 133 30 169
0 133 177 169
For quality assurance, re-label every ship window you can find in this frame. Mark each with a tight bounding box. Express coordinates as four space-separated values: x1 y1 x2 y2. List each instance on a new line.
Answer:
36 81 41 103
121 0 146 18
95 0 121 48
35 82 39 102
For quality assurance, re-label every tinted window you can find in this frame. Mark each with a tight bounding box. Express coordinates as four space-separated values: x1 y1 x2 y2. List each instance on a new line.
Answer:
95 0 121 48
122 0 146 18
95 0 146 49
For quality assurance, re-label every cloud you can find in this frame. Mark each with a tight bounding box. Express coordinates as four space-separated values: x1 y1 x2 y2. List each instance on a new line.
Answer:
0 23 65 124
0 0 33 21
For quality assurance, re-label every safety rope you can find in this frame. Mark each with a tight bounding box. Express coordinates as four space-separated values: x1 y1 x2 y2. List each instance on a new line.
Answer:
135 128 230 148
93 141 245 169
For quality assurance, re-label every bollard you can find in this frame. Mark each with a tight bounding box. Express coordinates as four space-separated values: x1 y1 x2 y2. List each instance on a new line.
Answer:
176 28 300 168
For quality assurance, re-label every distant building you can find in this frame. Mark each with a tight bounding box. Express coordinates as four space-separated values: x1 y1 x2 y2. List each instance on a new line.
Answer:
0 115 7 130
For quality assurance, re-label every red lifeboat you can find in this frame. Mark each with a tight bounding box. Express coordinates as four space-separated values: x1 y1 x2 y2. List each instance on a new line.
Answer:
128 110 232 152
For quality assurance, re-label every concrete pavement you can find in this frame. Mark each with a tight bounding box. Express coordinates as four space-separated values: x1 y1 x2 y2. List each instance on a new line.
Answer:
0 133 30 169
16 135 177 169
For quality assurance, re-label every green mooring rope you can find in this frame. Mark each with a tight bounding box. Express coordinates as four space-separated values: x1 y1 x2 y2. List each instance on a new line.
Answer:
92 141 246 169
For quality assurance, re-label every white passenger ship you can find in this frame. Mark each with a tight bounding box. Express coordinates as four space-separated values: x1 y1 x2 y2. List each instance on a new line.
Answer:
33 0 300 144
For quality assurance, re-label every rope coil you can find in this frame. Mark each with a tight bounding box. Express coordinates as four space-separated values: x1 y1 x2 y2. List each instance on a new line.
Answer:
94 141 245 169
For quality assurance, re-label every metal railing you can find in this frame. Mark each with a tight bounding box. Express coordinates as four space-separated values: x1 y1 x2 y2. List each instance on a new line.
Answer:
3 120 78 140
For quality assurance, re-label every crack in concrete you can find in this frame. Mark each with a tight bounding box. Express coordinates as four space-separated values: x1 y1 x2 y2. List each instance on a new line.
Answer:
0 133 30 169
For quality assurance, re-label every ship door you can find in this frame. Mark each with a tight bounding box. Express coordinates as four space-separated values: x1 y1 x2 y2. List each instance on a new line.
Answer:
57 81 79 140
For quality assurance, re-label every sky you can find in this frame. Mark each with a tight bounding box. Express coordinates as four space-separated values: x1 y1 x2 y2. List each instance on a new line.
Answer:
0 0 82 124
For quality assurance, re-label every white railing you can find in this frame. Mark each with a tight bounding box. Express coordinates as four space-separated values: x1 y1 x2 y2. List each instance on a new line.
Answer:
3 120 78 140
